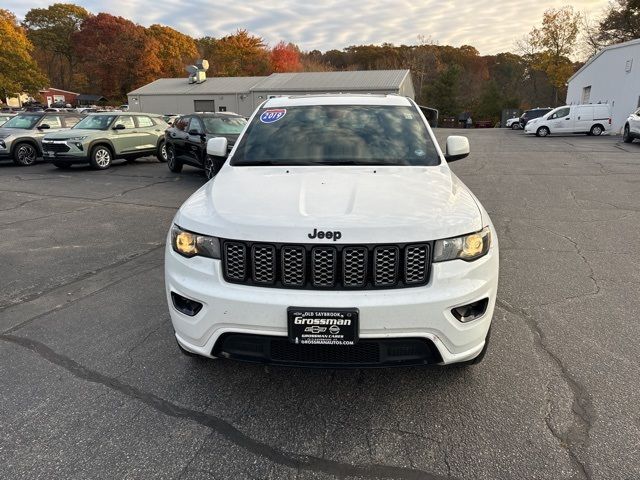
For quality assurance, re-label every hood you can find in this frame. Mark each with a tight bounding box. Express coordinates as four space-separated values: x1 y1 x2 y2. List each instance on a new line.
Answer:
175 165 483 244
43 129 99 139
0 128 24 139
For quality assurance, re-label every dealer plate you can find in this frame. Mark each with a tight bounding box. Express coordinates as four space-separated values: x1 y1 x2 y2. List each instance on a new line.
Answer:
287 307 359 346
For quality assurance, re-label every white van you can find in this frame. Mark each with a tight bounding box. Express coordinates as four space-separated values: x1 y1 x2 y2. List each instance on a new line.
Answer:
524 104 611 137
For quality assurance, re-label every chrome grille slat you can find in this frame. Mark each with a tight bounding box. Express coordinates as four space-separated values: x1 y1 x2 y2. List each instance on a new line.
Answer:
222 241 430 290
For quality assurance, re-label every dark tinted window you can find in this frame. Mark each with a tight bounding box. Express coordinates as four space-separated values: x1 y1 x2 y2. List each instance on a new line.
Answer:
202 116 246 134
175 116 189 131
232 105 439 167
188 118 204 134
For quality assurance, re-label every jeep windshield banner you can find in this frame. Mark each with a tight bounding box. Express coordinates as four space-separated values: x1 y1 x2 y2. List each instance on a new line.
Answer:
287 308 358 346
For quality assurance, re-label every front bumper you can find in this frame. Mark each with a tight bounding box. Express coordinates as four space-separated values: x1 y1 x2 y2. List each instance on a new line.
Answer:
165 244 499 366
42 141 89 163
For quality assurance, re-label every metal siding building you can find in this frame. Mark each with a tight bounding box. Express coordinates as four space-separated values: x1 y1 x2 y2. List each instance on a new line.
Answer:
566 39 640 133
128 70 415 117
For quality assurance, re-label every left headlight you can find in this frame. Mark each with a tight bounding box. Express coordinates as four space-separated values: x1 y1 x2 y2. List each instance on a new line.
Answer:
171 225 220 259
67 136 88 141
433 226 492 262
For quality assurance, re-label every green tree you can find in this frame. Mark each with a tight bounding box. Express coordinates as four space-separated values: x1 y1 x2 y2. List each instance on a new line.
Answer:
22 3 90 90
424 64 461 117
593 0 640 46
0 9 48 102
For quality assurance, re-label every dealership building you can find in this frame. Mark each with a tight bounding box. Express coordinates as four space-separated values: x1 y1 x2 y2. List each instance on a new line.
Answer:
127 70 415 117
566 38 640 133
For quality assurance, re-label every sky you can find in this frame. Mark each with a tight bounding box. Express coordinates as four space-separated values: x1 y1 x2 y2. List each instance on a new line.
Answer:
6 0 611 55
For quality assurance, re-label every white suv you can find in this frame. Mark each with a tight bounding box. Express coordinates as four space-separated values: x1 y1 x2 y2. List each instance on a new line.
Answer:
165 95 499 367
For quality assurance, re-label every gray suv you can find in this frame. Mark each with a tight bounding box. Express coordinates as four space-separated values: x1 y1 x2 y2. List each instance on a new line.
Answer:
0 113 83 166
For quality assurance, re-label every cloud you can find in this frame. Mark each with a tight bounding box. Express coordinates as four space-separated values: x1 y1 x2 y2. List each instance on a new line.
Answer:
7 0 609 55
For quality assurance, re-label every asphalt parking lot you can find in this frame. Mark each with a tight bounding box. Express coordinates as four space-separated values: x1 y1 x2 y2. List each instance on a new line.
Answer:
1 129 639 480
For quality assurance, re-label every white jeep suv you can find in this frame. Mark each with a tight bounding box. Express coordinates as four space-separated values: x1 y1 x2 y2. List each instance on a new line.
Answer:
165 94 499 367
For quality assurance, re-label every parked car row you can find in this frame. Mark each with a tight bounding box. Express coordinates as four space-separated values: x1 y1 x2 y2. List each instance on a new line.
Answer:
0 111 169 168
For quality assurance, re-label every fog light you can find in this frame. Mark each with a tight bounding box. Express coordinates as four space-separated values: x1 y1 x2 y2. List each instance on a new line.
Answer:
451 298 489 323
75 142 83 150
171 292 203 316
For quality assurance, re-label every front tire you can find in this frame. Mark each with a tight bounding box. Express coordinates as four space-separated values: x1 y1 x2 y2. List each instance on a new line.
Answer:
511 123 520 130
590 124 604 136
13 143 38 166
623 125 633 143
536 126 550 137
89 145 112 170
167 145 182 173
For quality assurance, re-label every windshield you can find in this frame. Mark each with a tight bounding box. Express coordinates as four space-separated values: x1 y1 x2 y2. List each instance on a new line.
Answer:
2 115 42 129
73 115 117 130
232 105 439 166
203 116 246 135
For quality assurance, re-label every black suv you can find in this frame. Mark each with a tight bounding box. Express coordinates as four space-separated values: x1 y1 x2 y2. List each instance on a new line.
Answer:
165 113 247 179
519 108 552 128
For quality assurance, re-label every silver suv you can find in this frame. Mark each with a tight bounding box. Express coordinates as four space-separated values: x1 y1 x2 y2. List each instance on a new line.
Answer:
0 113 83 166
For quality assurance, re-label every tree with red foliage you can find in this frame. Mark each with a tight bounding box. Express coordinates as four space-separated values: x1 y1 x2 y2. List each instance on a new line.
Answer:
73 13 162 100
270 41 302 73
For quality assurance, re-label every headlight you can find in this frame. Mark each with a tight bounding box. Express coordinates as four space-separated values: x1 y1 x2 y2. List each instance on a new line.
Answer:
433 227 491 262
67 136 87 141
171 225 220 259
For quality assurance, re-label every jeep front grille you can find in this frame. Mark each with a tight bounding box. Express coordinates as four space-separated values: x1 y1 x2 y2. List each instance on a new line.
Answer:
222 240 431 290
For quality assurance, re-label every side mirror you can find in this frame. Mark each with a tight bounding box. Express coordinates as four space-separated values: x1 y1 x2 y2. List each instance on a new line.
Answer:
207 137 228 157
444 135 470 162
113 124 126 130
38 124 50 130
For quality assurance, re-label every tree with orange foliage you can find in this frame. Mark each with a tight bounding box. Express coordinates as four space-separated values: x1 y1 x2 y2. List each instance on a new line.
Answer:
73 13 162 100
270 41 302 73
0 9 48 101
148 24 198 77
205 29 270 77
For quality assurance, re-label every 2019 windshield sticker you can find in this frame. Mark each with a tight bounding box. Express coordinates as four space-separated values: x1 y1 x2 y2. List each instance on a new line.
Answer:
260 109 287 124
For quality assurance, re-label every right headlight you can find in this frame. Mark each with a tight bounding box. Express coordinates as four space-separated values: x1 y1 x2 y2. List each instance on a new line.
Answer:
433 226 492 262
171 225 220 259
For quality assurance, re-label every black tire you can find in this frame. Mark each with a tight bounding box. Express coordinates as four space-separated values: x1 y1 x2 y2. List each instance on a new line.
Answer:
511 123 520 130
52 161 72 169
536 126 550 137
157 140 168 162
590 124 604 136
12 142 38 166
203 155 221 180
623 124 633 143
89 145 112 170
167 145 183 173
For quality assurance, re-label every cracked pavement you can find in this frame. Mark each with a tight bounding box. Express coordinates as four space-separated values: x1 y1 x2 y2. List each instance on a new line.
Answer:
1 132 639 479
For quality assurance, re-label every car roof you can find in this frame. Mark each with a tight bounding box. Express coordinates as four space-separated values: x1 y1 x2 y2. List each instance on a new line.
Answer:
191 112 244 118
87 112 160 116
262 94 413 108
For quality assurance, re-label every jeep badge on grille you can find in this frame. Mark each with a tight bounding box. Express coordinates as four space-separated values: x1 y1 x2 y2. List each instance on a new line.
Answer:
308 229 342 241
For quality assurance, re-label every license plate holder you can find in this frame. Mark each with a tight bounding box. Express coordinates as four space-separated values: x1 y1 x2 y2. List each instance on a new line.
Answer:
287 307 359 346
